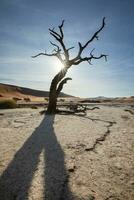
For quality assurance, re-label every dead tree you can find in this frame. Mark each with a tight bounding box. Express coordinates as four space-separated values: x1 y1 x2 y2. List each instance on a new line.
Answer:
32 18 107 114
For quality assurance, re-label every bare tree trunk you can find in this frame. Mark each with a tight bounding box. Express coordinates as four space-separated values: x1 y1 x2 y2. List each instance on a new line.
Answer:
46 89 57 114
46 69 67 114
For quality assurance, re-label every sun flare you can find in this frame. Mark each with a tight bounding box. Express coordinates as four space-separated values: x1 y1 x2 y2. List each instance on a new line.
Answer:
54 59 64 72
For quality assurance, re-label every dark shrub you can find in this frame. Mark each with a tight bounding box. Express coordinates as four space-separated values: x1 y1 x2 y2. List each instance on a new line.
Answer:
12 97 22 101
24 97 31 102
0 99 17 109
44 97 49 102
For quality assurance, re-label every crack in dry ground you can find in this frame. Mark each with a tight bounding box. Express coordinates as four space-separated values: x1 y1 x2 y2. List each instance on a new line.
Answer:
64 116 117 195
85 121 116 152
70 114 117 153
124 109 134 115
60 115 117 199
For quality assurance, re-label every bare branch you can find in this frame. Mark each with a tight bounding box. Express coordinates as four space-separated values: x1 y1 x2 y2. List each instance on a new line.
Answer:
58 20 65 39
88 48 108 62
67 46 75 51
69 18 106 66
87 60 93 65
31 52 56 58
49 32 60 41
56 77 72 95
72 53 107 66
83 17 106 49
49 41 62 55
59 20 65 28
49 28 61 40
48 20 70 62
104 54 108 61
90 54 108 61
31 50 64 65
50 41 60 49
49 20 65 40
90 48 95 56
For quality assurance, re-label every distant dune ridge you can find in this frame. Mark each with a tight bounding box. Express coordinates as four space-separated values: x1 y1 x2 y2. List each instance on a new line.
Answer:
0 83 72 101
80 96 134 104
0 83 134 104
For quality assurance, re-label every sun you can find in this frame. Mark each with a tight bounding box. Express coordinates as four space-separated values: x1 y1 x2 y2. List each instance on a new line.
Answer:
54 59 65 72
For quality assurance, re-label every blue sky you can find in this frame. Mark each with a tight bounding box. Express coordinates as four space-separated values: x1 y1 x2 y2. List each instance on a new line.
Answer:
0 0 134 97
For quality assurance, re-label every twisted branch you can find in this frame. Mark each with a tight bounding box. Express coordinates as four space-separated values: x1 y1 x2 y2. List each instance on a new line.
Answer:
31 52 57 58
56 77 72 95
32 18 107 67
70 17 106 66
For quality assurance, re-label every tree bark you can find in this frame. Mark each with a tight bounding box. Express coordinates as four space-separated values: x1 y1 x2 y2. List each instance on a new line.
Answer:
46 90 57 114
46 68 67 114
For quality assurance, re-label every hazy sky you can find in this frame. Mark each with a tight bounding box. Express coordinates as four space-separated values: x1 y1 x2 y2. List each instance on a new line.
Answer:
0 0 134 97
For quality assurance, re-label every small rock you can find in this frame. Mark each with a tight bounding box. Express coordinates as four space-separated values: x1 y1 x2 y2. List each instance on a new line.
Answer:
129 180 134 185
70 155 75 159
85 147 93 151
68 162 76 172
115 163 122 170
31 106 38 109
122 129 127 133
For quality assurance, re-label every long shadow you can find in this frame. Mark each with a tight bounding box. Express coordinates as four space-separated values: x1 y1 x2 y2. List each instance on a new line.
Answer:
0 115 73 200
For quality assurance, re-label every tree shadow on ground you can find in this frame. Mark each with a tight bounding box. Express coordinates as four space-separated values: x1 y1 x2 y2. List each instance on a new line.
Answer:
0 115 73 200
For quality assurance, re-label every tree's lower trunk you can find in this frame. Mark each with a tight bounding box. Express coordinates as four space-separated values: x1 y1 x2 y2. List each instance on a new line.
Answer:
46 68 71 114
46 90 57 114
46 69 67 114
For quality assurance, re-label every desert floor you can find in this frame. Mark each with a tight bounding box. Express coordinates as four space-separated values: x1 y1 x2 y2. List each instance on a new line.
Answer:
0 105 134 200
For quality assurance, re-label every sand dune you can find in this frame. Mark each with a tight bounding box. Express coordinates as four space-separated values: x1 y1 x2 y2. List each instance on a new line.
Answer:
0 83 72 101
